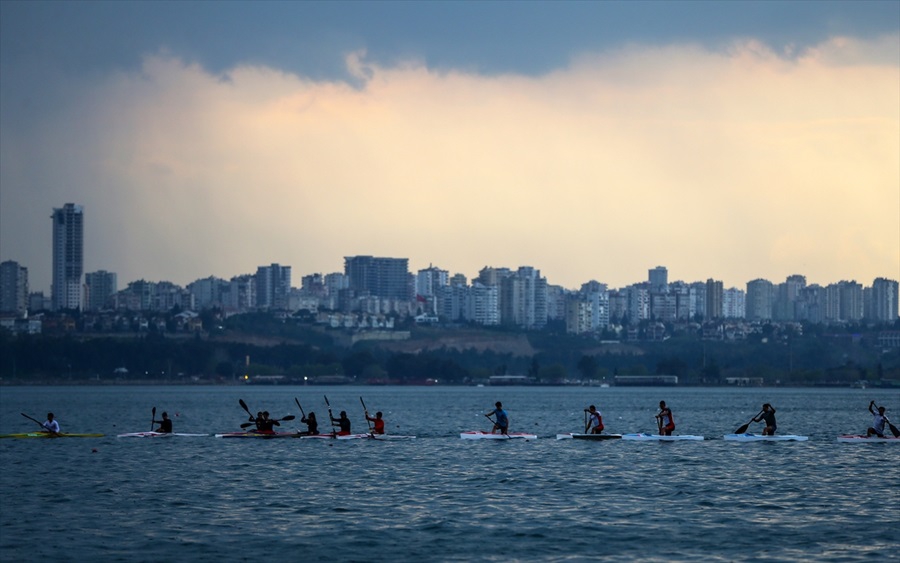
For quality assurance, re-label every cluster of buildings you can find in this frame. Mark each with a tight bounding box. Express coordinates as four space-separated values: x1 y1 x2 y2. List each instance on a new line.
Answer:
0 203 898 336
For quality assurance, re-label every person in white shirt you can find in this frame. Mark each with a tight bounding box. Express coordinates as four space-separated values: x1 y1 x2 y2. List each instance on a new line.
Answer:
42 412 60 434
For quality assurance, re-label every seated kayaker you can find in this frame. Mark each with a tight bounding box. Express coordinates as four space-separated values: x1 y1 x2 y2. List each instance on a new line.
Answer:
585 405 603 434
752 403 777 436
655 401 675 436
257 411 279 433
42 412 60 434
331 410 351 435
152 411 173 433
365 410 385 434
486 402 509 435
300 412 319 435
867 402 887 437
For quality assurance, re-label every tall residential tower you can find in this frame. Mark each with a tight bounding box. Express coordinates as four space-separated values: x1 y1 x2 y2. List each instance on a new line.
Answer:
51 203 84 311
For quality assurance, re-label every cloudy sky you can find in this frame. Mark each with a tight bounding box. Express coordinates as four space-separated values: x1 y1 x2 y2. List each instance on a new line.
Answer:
1 1 898 292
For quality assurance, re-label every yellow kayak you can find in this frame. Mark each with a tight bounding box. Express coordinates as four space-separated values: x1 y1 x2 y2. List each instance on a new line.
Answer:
0 432 105 439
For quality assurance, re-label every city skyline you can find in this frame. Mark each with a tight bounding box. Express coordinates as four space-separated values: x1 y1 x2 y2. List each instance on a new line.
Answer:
1 3 898 292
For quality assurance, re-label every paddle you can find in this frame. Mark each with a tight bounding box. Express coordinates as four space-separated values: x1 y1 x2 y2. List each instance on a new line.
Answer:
239 398 254 420
325 395 336 436
294 397 306 418
151 407 156 432
657 413 663 436
735 410 763 435
21 412 44 428
584 410 589 434
361 397 373 434
873 401 900 437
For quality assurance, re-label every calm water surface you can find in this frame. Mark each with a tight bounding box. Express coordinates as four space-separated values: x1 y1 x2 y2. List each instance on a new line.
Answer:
1 386 898 562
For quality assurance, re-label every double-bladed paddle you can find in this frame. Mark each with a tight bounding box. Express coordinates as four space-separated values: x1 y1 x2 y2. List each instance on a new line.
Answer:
294 397 306 418
151 407 156 432
735 410 763 434
325 395 337 436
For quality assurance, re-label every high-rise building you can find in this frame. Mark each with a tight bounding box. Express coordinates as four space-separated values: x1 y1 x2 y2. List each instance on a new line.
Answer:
416 265 449 298
868 278 899 322
51 203 84 311
706 279 723 320
84 270 117 311
0 260 29 315
344 256 410 300
746 279 775 321
256 264 291 310
500 267 548 329
722 287 746 319
648 266 668 293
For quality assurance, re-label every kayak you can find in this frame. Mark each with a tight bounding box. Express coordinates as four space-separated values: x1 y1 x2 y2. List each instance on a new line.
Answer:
299 433 373 440
556 433 622 440
117 432 209 438
621 433 704 441
724 433 808 442
460 431 537 440
836 434 900 443
0 432 104 439
214 431 299 438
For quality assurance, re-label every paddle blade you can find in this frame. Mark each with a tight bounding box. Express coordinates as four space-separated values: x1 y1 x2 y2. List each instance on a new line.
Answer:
294 398 305 417
734 423 750 434
239 399 251 414
889 422 900 438
281 415 295 421
240 422 254 429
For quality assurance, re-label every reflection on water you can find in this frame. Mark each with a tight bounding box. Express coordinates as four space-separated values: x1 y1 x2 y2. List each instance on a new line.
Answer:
1 386 898 561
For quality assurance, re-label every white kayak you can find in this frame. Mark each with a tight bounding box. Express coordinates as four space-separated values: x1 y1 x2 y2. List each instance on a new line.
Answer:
117 432 209 438
621 433 704 441
724 433 808 442
461 431 537 440
836 434 900 443
556 433 622 440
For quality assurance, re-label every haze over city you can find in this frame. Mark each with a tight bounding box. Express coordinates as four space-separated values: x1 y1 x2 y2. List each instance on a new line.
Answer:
1 2 898 293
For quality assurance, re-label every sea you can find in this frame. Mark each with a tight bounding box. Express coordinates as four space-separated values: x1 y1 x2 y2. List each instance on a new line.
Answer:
1 385 898 562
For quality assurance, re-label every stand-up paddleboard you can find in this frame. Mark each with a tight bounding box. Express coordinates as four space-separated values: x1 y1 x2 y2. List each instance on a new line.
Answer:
724 433 808 442
461 431 537 440
0 432 104 439
117 432 208 438
621 433 704 441
836 434 900 443
556 433 622 440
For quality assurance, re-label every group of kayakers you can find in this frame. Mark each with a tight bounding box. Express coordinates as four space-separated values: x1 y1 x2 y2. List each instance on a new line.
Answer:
485 400 895 438
22 398 895 438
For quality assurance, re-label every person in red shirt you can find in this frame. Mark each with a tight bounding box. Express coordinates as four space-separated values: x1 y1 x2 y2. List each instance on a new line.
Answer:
365 410 386 434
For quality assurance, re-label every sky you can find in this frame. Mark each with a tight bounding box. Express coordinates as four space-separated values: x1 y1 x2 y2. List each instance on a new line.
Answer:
1 1 898 293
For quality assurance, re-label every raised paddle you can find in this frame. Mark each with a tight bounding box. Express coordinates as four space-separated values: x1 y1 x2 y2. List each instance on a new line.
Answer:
325 395 337 436
21 412 44 428
239 399 255 420
294 397 306 418
735 410 763 435
873 401 900 437
361 397 373 433
151 407 156 432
